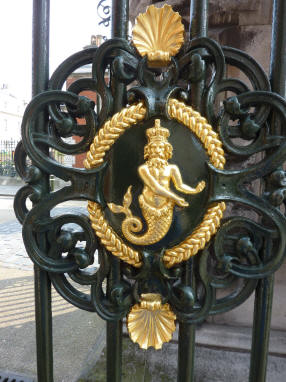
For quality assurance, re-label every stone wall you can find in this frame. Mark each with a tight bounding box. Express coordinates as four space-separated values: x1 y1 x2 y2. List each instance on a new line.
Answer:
130 0 273 72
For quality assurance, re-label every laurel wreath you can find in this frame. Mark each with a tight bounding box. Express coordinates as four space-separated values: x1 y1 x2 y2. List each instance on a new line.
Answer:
85 98 226 268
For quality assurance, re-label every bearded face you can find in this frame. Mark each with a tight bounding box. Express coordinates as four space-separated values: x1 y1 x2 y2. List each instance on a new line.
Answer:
144 141 173 161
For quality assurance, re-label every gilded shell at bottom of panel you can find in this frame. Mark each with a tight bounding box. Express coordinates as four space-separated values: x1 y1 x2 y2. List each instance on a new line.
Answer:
127 293 176 350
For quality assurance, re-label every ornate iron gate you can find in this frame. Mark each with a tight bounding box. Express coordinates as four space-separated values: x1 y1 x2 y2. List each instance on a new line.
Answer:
14 0 286 381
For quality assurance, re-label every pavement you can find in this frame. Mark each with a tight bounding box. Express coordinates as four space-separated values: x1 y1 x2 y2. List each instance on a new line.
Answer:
0 267 105 382
84 335 286 382
0 184 105 381
1 182 286 381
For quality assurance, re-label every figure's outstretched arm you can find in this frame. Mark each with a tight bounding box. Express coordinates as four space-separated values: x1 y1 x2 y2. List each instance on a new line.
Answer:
171 165 205 194
138 166 188 207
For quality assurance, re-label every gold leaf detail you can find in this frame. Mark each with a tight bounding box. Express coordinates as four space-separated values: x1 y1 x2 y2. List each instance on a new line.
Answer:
85 98 226 268
83 102 146 169
123 186 133 209
127 294 176 350
164 202 226 267
108 118 205 246
88 201 142 268
132 5 184 67
108 203 125 214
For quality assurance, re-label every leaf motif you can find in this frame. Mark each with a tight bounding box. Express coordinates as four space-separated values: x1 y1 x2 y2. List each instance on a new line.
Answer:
123 186 133 208
108 203 125 214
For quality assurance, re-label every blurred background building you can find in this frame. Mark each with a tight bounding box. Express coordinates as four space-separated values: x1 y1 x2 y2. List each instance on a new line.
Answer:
0 84 27 141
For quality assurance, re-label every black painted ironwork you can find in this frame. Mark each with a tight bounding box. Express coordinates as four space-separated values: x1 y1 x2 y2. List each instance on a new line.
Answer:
13 0 286 381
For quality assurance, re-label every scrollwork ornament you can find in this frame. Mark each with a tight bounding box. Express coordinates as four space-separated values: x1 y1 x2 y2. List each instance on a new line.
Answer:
14 3 286 354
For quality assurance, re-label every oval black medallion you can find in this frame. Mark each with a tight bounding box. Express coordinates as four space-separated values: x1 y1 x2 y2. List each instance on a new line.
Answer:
103 117 209 250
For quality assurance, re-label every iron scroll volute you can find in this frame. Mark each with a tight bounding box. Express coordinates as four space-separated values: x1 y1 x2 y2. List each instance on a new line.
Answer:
16 2 286 356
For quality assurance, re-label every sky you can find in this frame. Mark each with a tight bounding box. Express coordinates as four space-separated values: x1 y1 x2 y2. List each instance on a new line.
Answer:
0 0 111 101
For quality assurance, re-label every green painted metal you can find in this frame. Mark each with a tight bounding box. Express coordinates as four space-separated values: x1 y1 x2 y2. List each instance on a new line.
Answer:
13 0 286 381
270 0 286 98
106 2 129 380
178 322 196 381
34 266 53 382
249 274 274 382
31 1 53 381
249 1 286 381
177 2 210 380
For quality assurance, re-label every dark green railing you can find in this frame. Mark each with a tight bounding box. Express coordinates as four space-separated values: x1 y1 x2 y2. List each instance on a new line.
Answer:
249 2 286 380
14 0 286 381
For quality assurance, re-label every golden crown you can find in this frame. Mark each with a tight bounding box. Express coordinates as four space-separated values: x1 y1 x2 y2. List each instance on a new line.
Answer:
146 119 170 143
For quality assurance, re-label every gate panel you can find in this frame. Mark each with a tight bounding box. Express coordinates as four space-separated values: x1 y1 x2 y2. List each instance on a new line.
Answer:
13 0 286 381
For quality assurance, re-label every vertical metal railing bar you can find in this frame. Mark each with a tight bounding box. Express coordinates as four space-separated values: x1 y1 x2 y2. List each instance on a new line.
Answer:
177 1 209 381
177 258 196 382
111 0 129 112
189 0 209 40
249 275 274 382
34 267 53 382
106 1 129 381
249 2 286 381
32 0 53 381
270 0 286 98
188 0 209 113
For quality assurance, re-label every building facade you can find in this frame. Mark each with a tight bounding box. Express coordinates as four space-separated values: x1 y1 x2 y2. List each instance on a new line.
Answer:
0 85 27 141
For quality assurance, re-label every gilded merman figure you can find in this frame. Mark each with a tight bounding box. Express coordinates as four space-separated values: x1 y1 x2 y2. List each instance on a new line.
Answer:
108 119 205 245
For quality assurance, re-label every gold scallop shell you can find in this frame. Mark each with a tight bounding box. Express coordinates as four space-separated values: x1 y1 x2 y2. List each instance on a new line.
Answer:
127 293 176 350
132 5 185 67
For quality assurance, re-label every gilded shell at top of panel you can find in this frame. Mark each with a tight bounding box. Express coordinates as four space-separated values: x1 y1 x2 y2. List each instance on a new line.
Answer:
132 4 185 67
